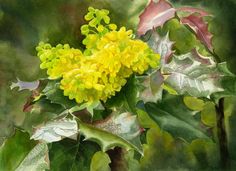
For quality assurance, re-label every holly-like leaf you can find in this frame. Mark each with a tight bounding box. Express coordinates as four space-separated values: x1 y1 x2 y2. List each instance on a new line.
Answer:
22 98 65 134
0 130 49 171
146 31 174 66
163 49 223 97
212 62 236 100
48 138 100 171
106 76 138 113
42 80 77 109
90 151 111 171
139 115 219 170
78 112 143 155
136 70 163 103
31 117 78 143
177 7 210 17
137 0 176 35
144 93 209 141
180 14 213 51
69 101 104 117
10 78 40 91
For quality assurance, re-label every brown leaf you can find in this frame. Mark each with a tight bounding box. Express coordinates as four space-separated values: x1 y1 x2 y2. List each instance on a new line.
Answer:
137 0 176 35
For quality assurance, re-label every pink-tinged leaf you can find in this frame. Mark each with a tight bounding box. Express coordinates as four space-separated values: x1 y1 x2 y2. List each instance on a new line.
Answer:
10 78 40 91
177 7 210 17
181 14 213 51
138 0 176 35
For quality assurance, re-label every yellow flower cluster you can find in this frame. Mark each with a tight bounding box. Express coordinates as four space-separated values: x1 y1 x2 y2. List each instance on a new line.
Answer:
36 8 160 103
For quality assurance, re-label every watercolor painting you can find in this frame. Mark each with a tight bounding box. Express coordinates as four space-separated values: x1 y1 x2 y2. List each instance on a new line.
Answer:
0 0 236 170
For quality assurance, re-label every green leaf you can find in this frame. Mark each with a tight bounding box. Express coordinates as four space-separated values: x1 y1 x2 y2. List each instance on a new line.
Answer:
136 70 163 103
137 109 157 129
183 96 205 111
49 138 101 171
140 126 184 170
144 93 209 141
31 117 78 143
0 130 49 171
106 76 138 113
69 101 104 116
49 138 83 171
145 31 174 66
22 98 65 134
163 49 223 97
15 143 49 171
77 112 143 155
212 62 236 100
162 19 200 54
90 151 111 171
140 126 220 170
201 102 216 127
42 80 77 109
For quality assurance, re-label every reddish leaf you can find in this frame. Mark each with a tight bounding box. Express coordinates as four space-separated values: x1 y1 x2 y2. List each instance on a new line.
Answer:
137 0 176 35
177 7 210 17
180 14 213 51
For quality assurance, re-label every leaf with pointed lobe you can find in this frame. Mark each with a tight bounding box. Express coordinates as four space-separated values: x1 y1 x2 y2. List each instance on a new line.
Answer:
137 0 176 35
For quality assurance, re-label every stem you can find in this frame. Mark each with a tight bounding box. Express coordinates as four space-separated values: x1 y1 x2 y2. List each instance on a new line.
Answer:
215 98 230 169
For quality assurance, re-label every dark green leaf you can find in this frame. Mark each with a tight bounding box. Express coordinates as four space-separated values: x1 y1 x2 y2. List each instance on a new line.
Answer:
144 93 209 141
49 138 100 171
42 80 77 109
106 76 138 113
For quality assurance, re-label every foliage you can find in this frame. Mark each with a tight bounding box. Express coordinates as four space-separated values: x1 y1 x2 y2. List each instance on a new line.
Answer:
1 0 236 170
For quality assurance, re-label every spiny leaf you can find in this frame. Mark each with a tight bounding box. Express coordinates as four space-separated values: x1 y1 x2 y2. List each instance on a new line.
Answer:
146 31 174 66
144 93 209 141
69 101 104 117
177 7 210 17
31 117 78 143
139 116 219 170
22 98 65 134
180 14 213 51
136 70 163 103
137 0 176 35
90 151 111 171
42 80 77 109
15 143 49 171
106 76 138 113
10 78 40 91
212 62 236 100
78 112 143 155
163 49 223 97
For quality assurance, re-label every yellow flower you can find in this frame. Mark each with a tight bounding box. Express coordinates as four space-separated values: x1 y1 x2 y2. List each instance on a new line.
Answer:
36 8 160 104
36 43 83 79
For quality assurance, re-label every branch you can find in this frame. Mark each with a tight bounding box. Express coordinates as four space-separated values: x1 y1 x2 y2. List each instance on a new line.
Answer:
215 98 230 169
